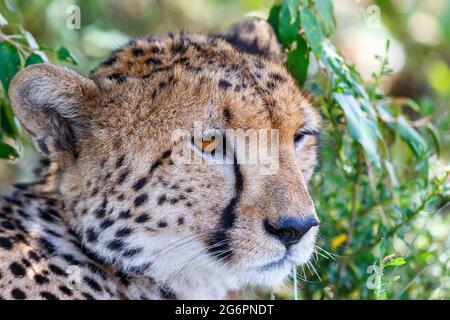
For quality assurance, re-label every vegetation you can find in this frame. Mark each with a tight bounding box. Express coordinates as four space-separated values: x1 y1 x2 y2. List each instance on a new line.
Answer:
268 0 449 300
0 0 448 299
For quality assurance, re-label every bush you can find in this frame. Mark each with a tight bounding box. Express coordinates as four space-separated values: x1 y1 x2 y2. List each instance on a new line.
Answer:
268 0 449 300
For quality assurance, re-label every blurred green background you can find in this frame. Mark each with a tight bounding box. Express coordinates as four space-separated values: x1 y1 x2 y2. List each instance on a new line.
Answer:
0 0 449 299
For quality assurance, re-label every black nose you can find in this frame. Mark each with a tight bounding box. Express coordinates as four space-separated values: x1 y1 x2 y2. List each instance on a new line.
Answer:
264 216 319 246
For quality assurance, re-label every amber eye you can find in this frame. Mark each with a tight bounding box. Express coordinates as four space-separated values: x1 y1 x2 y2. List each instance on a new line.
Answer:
191 134 228 159
191 136 219 152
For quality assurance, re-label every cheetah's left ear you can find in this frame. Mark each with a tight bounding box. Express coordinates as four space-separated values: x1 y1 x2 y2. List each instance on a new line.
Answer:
8 63 98 160
221 19 282 60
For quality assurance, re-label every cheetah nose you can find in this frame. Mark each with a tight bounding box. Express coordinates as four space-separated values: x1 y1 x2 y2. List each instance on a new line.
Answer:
264 216 319 247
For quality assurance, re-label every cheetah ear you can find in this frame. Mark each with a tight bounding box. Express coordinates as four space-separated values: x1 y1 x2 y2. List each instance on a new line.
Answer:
8 63 98 159
221 19 282 59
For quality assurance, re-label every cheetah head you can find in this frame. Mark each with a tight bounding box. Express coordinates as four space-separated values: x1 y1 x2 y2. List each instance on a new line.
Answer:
9 20 321 299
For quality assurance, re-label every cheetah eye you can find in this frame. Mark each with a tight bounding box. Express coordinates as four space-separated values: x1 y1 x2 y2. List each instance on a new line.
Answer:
294 132 305 145
190 133 229 161
191 135 220 153
294 129 320 146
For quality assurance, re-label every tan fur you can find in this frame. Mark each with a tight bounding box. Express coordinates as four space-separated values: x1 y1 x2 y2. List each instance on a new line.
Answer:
1 20 321 299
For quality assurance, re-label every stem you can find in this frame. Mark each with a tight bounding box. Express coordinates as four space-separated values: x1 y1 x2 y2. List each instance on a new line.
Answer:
326 99 352 180
0 33 35 54
334 145 362 296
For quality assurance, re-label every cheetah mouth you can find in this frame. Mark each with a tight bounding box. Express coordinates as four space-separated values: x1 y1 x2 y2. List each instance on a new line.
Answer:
256 255 294 272
256 255 293 272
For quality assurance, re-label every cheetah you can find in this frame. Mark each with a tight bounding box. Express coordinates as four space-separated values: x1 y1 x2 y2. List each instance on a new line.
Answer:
0 19 321 300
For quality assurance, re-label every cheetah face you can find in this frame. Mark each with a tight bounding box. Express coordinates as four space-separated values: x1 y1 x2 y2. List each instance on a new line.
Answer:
9 20 321 297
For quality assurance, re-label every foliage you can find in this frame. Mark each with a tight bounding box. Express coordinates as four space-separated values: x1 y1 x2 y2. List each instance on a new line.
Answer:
269 0 449 299
0 3 77 160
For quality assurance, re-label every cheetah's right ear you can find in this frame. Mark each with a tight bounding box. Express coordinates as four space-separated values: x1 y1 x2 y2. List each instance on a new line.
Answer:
221 19 282 60
8 63 98 159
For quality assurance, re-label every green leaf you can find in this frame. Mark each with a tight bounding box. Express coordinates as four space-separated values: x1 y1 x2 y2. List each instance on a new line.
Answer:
322 43 369 100
268 4 282 37
396 116 428 157
0 41 21 91
300 7 323 57
299 0 309 7
4 0 19 12
0 141 18 160
379 238 387 259
385 257 406 267
0 103 18 138
359 99 377 121
285 0 300 18
0 12 8 26
57 46 78 65
334 93 381 168
38 44 54 52
278 0 300 47
384 160 399 188
287 35 310 85
25 52 45 66
313 0 335 35
426 123 442 156
309 82 324 96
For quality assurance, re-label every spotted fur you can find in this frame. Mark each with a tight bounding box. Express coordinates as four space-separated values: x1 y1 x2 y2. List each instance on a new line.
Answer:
2 19 321 300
